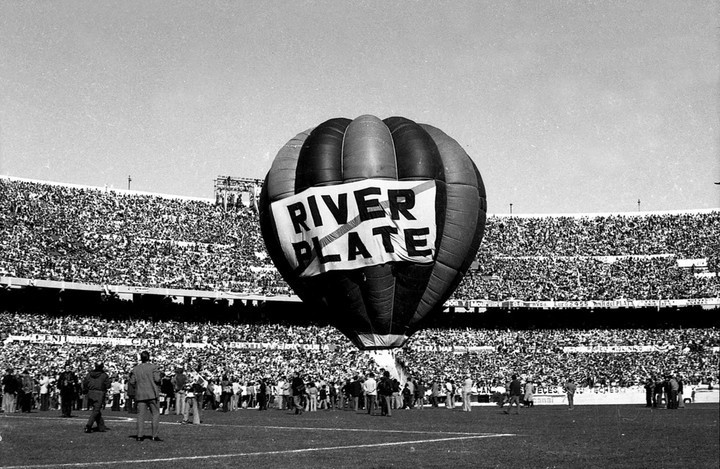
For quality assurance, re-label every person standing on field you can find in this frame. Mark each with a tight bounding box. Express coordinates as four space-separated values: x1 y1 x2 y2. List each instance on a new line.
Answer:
667 374 679 409
2 368 19 414
172 367 187 416
677 376 685 409
377 371 393 417
57 364 78 418
83 362 110 433
445 379 456 410
110 376 123 411
565 378 577 410
19 369 34 413
504 375 522 415
643 377 654 407
414 379 425 410
524 379 535 407
461 376 473 412
291 371 306 414
130 351 162 441
39 372 51 411
350 376 362 411
182 370 204 425
363 372 378 415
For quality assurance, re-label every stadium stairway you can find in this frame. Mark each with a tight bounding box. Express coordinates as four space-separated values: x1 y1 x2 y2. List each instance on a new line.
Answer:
367 349 405 382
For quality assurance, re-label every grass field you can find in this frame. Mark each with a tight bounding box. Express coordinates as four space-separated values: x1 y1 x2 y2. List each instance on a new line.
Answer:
0 403 717 469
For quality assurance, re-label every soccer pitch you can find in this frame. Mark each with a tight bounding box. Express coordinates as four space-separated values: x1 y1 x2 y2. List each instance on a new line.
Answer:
0 403 717 468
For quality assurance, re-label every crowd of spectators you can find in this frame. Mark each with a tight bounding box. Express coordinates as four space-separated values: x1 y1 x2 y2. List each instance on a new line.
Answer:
0 178 287 295
407 325 720 350
0 311 368 387
1 311 717 406
483 213 719 259
1 311 344 345
1 177 718 301
455 256 718 301
1 178 718 410
399 327 719 391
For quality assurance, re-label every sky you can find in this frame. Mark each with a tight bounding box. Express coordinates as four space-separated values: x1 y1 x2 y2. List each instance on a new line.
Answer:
1 0 718 215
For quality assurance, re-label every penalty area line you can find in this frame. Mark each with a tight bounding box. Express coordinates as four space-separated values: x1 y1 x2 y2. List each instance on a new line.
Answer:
0 433 516 468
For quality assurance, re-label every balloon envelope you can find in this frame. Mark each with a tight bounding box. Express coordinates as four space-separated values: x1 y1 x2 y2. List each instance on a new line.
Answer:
259 115 486 349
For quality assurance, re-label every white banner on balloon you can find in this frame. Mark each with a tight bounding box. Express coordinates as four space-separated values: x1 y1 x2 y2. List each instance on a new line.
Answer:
272 179 437 277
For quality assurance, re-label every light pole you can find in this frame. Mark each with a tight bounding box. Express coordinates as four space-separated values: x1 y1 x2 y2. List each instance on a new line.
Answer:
128 176 132 191
637 199 640 212
225 176 231 210
509 203 513 215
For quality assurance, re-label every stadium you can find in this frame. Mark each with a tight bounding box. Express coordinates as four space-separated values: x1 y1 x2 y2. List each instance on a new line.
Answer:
1 174 718 468
2 2 719 467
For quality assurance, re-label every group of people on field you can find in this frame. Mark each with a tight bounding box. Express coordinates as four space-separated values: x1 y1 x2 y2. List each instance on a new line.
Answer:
644 374 685 409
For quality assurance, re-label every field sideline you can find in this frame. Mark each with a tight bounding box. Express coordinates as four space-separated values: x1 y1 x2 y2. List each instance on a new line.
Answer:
1 403 718 468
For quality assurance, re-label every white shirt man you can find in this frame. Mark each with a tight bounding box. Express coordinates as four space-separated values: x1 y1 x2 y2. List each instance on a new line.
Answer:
231 379 241 411
363 373 378 415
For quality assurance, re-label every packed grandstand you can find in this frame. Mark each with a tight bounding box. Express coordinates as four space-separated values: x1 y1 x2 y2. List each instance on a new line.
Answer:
1 175 718 409
1 176 717 301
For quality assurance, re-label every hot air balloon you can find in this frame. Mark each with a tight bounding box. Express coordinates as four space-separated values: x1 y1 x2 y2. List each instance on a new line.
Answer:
259 115 486 349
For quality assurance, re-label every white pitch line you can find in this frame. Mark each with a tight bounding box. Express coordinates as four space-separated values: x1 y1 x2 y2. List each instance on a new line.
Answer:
178 422 496 436
0 433 515 469
0 415 135 423
2 413 500 436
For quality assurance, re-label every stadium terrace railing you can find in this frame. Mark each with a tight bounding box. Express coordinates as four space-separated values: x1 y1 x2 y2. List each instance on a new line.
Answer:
447 297 720 311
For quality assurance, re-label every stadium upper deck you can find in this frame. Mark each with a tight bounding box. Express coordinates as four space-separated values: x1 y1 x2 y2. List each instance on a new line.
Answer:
1 175 718 305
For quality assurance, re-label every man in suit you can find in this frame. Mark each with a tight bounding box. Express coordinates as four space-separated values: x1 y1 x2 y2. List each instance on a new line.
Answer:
171 367 187 416
2 368 19 414
57 364 78 418
504 375 522 414
130 351 162 441
290 371 306 414
377 371 393 417
564 377 577 411
350 376 363 411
